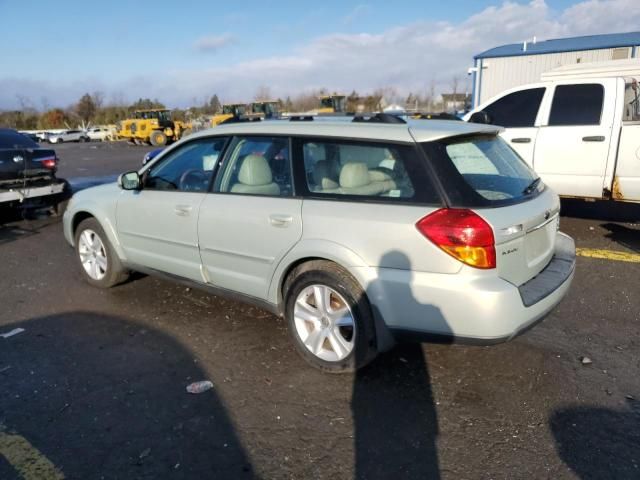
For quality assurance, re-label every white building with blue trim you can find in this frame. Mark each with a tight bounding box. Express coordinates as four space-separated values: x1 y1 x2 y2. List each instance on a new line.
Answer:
471 31 640 108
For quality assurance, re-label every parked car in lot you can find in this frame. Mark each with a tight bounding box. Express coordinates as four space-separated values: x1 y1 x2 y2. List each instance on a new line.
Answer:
86 127 112 142
142 147 164 165
49 129 90 144
63 117 576 371
465 59 640 203
0 128 69 213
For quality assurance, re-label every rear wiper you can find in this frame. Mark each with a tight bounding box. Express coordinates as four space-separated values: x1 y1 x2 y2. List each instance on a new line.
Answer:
522 177 541 195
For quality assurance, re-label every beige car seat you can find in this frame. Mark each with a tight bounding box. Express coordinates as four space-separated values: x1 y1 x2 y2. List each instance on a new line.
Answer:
324 162 396 196
231 154 280 195
313 160 339 190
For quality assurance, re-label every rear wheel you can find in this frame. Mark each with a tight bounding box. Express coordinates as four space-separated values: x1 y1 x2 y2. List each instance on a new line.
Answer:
150 130 167 146
284 260 377 372
74 218 129 288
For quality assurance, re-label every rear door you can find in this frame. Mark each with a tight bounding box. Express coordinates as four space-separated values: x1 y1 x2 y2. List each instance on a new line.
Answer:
477 87 547 166
533 80 616 198
198 136 302 300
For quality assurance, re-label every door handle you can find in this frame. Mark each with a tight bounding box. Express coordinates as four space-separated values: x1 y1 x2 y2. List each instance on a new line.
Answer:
511 137 531 144
269 214 293 227
582 136 605 142
174 205 193 216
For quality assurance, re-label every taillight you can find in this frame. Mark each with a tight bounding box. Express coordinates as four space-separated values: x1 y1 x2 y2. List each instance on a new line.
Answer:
40 156 57 169
416 209 496 269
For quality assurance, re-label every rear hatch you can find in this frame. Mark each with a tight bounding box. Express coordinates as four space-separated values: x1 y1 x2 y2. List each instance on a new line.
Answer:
0 130 57 183
422 133 560 286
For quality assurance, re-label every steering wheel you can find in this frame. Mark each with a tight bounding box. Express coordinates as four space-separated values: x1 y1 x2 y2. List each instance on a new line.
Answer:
179 169 208 191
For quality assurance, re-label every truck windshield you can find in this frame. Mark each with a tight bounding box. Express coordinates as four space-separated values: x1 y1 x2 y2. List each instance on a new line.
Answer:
422 135 541 207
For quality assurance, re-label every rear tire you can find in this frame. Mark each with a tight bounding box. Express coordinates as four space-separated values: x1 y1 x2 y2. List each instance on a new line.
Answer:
74 218 129 288
283 260 377 373
150 130 167 146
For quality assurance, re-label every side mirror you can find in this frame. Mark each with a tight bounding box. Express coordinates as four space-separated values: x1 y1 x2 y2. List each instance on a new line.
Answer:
118 171 141 190
468 111 493 125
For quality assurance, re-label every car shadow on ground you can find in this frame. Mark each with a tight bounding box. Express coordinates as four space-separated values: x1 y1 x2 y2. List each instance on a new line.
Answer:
0 311 253 479
550 399 640 479
0 212 59 246
599 222 640 253
352 250 451 479
560 198 640 222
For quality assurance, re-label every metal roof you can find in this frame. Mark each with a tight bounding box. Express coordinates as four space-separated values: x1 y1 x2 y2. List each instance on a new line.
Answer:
475 31 640 59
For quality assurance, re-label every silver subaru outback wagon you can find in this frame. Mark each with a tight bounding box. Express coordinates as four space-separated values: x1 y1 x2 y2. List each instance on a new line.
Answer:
63 117 576 372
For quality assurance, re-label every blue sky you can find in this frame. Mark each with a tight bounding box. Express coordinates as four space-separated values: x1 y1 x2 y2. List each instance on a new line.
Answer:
0 0 636 108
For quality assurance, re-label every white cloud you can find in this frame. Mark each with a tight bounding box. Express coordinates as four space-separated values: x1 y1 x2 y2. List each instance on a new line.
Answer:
2 0 639 108
193 33 235 53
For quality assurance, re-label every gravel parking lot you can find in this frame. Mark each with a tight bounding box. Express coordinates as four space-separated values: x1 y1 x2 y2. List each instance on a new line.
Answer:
0 142 638 479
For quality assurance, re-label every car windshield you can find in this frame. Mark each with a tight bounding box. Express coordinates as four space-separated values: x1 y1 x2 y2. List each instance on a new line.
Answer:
0 130 39 148
423 135 540 206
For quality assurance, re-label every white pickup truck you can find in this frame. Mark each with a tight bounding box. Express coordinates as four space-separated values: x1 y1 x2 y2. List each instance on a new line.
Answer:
465 59 640 203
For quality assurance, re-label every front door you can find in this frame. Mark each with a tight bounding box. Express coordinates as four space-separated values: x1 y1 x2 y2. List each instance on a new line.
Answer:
198 135 302 300
116 136 228 281
533 80 616 198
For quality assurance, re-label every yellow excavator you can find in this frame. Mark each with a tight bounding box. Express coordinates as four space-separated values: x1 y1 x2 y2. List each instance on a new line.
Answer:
117 109 191 146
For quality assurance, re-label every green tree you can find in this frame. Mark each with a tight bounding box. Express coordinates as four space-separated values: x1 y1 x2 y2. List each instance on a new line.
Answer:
209 94 221 114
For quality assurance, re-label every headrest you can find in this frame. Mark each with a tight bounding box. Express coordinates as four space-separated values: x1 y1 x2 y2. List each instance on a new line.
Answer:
313 160 339 189
340 163 370 188
238 155 272 186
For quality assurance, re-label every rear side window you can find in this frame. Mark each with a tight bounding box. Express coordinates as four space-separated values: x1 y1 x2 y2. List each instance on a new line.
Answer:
422 135 540 207
548 84 604 126
483 88 545 127
296 139 439 203
0 130 39 148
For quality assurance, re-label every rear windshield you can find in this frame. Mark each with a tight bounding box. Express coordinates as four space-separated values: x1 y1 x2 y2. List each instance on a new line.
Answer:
422 135 541 207
0 130 39 149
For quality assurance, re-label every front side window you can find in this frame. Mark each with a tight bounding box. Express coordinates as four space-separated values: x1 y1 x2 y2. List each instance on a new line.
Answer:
301 140 431 201
548 84 604 126
424 135 540 206
215 136 292 197
483 88 546 128
144 137 227 192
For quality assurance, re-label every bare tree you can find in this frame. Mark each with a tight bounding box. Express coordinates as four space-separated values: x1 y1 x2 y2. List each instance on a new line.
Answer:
254 85 272 101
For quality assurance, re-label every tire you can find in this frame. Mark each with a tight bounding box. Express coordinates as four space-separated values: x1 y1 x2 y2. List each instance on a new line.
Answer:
149 130 167 147
283 260 377 373
74 218 129 288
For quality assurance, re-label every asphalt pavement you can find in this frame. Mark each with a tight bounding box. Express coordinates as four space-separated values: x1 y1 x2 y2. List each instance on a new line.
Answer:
0 142 638 479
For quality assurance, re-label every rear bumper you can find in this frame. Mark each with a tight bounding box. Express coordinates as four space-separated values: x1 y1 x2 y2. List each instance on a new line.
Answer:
360 232 576 345
0 180 68 205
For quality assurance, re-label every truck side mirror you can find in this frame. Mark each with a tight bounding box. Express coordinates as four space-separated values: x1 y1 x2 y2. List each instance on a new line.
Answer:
469 111 493 125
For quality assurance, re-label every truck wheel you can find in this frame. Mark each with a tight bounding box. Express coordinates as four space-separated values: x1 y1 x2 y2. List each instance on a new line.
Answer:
74 218 129 288
150 131 167 146
283 260 377 373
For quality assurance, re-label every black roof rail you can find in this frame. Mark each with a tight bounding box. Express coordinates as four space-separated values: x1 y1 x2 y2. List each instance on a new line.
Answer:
352 113 406 124
289 115 314 122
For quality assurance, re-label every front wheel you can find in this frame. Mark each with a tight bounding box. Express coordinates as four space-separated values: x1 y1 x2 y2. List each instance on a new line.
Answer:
149 130 167 146
284 261 377 372
74 218 129 288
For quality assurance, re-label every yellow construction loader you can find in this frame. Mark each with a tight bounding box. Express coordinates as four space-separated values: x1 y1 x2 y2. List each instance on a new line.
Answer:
117 109 192 146
317 94 346 114
250 100 281 119
211 103 248 126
